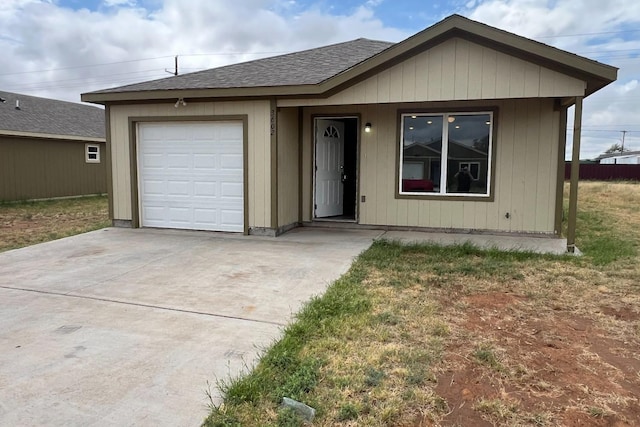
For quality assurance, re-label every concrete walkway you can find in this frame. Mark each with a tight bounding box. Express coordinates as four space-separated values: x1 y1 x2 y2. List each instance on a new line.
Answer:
0 226 568 426
380 230 571 255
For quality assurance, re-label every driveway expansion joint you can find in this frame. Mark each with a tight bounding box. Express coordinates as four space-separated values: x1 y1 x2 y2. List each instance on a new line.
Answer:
0 285 286 326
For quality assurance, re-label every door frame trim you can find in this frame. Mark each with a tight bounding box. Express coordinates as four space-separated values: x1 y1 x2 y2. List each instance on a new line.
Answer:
311 115 360 222
129 115 249 234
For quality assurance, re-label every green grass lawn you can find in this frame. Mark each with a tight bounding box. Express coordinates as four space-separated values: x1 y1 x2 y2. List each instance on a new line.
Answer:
204 181 640 426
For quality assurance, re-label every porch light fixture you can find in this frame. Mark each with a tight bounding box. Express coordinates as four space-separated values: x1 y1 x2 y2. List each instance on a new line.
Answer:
174 98 187 108
364 122 372 133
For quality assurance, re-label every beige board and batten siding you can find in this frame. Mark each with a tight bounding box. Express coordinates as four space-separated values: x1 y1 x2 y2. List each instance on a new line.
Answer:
108 100 272 228
277 108 300 228
301 98 560 234
278 37 585 109
0 136 106 201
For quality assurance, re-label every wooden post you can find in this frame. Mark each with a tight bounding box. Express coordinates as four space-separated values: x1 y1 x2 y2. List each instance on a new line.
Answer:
567 96 583 253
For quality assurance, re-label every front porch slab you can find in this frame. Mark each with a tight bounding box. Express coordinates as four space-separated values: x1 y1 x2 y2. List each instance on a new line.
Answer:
379 230 573 255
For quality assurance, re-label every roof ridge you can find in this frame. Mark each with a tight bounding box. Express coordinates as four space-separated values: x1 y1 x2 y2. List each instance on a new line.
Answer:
0 89 103 110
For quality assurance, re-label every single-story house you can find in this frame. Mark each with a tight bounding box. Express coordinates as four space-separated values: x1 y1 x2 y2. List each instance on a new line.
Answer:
598 151 640 165
0 90 106 201
82 14 617 251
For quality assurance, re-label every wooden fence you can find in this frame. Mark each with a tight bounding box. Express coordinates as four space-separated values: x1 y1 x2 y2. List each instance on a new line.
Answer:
564 163 640 181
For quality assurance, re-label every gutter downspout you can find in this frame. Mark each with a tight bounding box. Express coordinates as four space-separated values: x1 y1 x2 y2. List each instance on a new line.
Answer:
566 96 583 253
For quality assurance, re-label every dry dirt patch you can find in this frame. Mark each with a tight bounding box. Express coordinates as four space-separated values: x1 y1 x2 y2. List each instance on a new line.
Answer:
433 290 640 426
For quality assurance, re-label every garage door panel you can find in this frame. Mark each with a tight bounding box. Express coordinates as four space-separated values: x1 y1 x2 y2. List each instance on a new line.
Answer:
141 153 165 169
143 180 165 195
193 208 219 225
158 126 189 140
189 123 214 137
193 181 217 197
139 125 169 140
194 154 217 169
219 127 243 140
167 154 191 169
220 182 243 198
221 209 244 228
143 206 166 222
220 154 243 170
138 121 244 232
167 207 191 223
167 180 190 196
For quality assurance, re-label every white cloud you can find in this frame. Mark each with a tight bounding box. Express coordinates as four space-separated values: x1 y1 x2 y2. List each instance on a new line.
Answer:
104 0 136 7
0 0 409 103
466 0 640 159
616 79 638 94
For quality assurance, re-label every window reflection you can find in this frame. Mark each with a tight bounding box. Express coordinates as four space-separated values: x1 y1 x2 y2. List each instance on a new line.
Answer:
400 112 492 196
446 114 490 194
402 116 442 192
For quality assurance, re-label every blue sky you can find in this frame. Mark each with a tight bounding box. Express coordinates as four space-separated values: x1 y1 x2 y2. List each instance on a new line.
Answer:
1 0 639 158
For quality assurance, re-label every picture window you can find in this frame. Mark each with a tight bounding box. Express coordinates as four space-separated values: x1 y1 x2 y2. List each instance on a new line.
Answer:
399 112 493 197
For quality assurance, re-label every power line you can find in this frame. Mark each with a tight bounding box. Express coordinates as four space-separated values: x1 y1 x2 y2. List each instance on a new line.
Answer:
537 28 640 39
581 125 640 128
0 51 288 78
0 56 175 77
0 28 638 80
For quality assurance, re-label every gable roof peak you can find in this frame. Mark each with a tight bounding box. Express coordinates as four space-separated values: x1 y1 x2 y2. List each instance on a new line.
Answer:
82 13 617 103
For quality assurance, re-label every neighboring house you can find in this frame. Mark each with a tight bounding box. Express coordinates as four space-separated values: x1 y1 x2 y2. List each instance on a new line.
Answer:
82 14 616 245
0 90 106 201
598 151 640 164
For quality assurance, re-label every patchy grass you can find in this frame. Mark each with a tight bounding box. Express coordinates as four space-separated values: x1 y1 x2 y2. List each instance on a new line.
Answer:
205 181 640 426
0 196 110 252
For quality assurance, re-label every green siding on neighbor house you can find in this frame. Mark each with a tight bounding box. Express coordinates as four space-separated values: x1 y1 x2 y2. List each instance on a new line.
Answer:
0 136 107 201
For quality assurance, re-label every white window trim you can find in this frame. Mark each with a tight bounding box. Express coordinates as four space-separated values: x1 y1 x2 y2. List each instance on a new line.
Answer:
399 111 493 198
86 144 100 163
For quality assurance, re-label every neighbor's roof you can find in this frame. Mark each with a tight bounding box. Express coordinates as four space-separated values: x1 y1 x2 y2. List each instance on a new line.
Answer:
0 90 105 141
596 150 640 160
82 14 618 104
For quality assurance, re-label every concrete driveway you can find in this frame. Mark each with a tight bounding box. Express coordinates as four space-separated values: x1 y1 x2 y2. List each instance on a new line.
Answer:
0 227 380 426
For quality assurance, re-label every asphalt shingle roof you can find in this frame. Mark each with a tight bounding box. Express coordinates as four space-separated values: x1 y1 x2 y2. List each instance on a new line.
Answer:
90 38 395 94
0 91 105 139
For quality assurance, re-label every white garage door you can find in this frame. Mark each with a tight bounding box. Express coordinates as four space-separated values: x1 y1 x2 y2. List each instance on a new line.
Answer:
138 121 244 232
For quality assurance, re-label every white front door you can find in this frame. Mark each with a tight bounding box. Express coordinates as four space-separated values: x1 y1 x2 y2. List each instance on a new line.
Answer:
315 119 345 218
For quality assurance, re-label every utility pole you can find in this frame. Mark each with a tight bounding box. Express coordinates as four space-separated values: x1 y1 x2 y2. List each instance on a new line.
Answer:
165 55 179 76
621 130 627 151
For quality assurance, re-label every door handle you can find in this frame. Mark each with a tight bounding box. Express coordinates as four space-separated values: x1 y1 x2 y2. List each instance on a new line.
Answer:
341 174 348 183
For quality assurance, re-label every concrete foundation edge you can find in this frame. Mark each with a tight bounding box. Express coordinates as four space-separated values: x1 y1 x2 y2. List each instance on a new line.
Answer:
112 219 133 228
